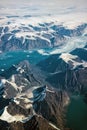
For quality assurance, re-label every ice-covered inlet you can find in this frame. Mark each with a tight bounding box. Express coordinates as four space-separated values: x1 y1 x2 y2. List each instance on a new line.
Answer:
50 36 87 54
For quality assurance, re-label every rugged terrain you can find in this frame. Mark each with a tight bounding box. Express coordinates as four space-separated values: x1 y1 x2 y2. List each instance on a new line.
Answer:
0 17 87 130
0 17 87 52
0 60 71 130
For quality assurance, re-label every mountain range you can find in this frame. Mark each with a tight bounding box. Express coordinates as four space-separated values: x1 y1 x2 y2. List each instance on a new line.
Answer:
0 17 87 130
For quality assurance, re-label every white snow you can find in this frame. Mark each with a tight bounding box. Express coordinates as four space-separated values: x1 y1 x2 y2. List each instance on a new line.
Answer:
0 14 87 55
0 107 27 123
16 67 25 74
1 78 19 91
37 49 49 55
3 95 6 98
13 86 40 109
13 99 20 105
38 36 51 43
7 80 18 91
15 31 37 38
1 79 6 84
8 35 13 41
14 86 46 109
49 122 60 130
11 75 15 83
17 67 21 71
60 53 78 63
82 61 87 68
20 69 25 74
0 12 87 30
50 36 87 54
46 88 55 93
60 53 87 69
25 104 32 109
0 107 16 122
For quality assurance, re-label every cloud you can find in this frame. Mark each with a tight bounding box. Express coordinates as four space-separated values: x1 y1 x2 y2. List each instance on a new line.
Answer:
0 0 87 12
0 0 87 27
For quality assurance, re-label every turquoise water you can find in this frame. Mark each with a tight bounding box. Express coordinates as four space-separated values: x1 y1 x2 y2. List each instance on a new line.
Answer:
66 95 87 130
0 50 48 74
0 44 79 73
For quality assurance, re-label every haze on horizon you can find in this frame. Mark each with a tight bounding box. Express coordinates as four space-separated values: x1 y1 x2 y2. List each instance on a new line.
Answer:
0 0 87 15
0 0 87 28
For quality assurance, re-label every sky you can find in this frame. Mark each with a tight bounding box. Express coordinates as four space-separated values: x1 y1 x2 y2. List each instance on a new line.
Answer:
0 0 87 16
0 0 87 28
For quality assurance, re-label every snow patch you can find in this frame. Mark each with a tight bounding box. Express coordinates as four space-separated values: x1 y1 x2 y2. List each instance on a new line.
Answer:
37 49 49 55
60 53 87 69
60 53 78 63
49 122 60 130
13 98 20 105
17 67 25 74
1 78 19 91
0 107 25 123
11 75 15 83
1 79 6 84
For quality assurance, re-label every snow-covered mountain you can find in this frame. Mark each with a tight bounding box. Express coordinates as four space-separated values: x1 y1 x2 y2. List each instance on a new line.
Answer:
0 60 70 130
0 16 87 52
37 48 87 93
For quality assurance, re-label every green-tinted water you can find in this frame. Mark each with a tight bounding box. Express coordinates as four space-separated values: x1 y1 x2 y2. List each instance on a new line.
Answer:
66 95 87 130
